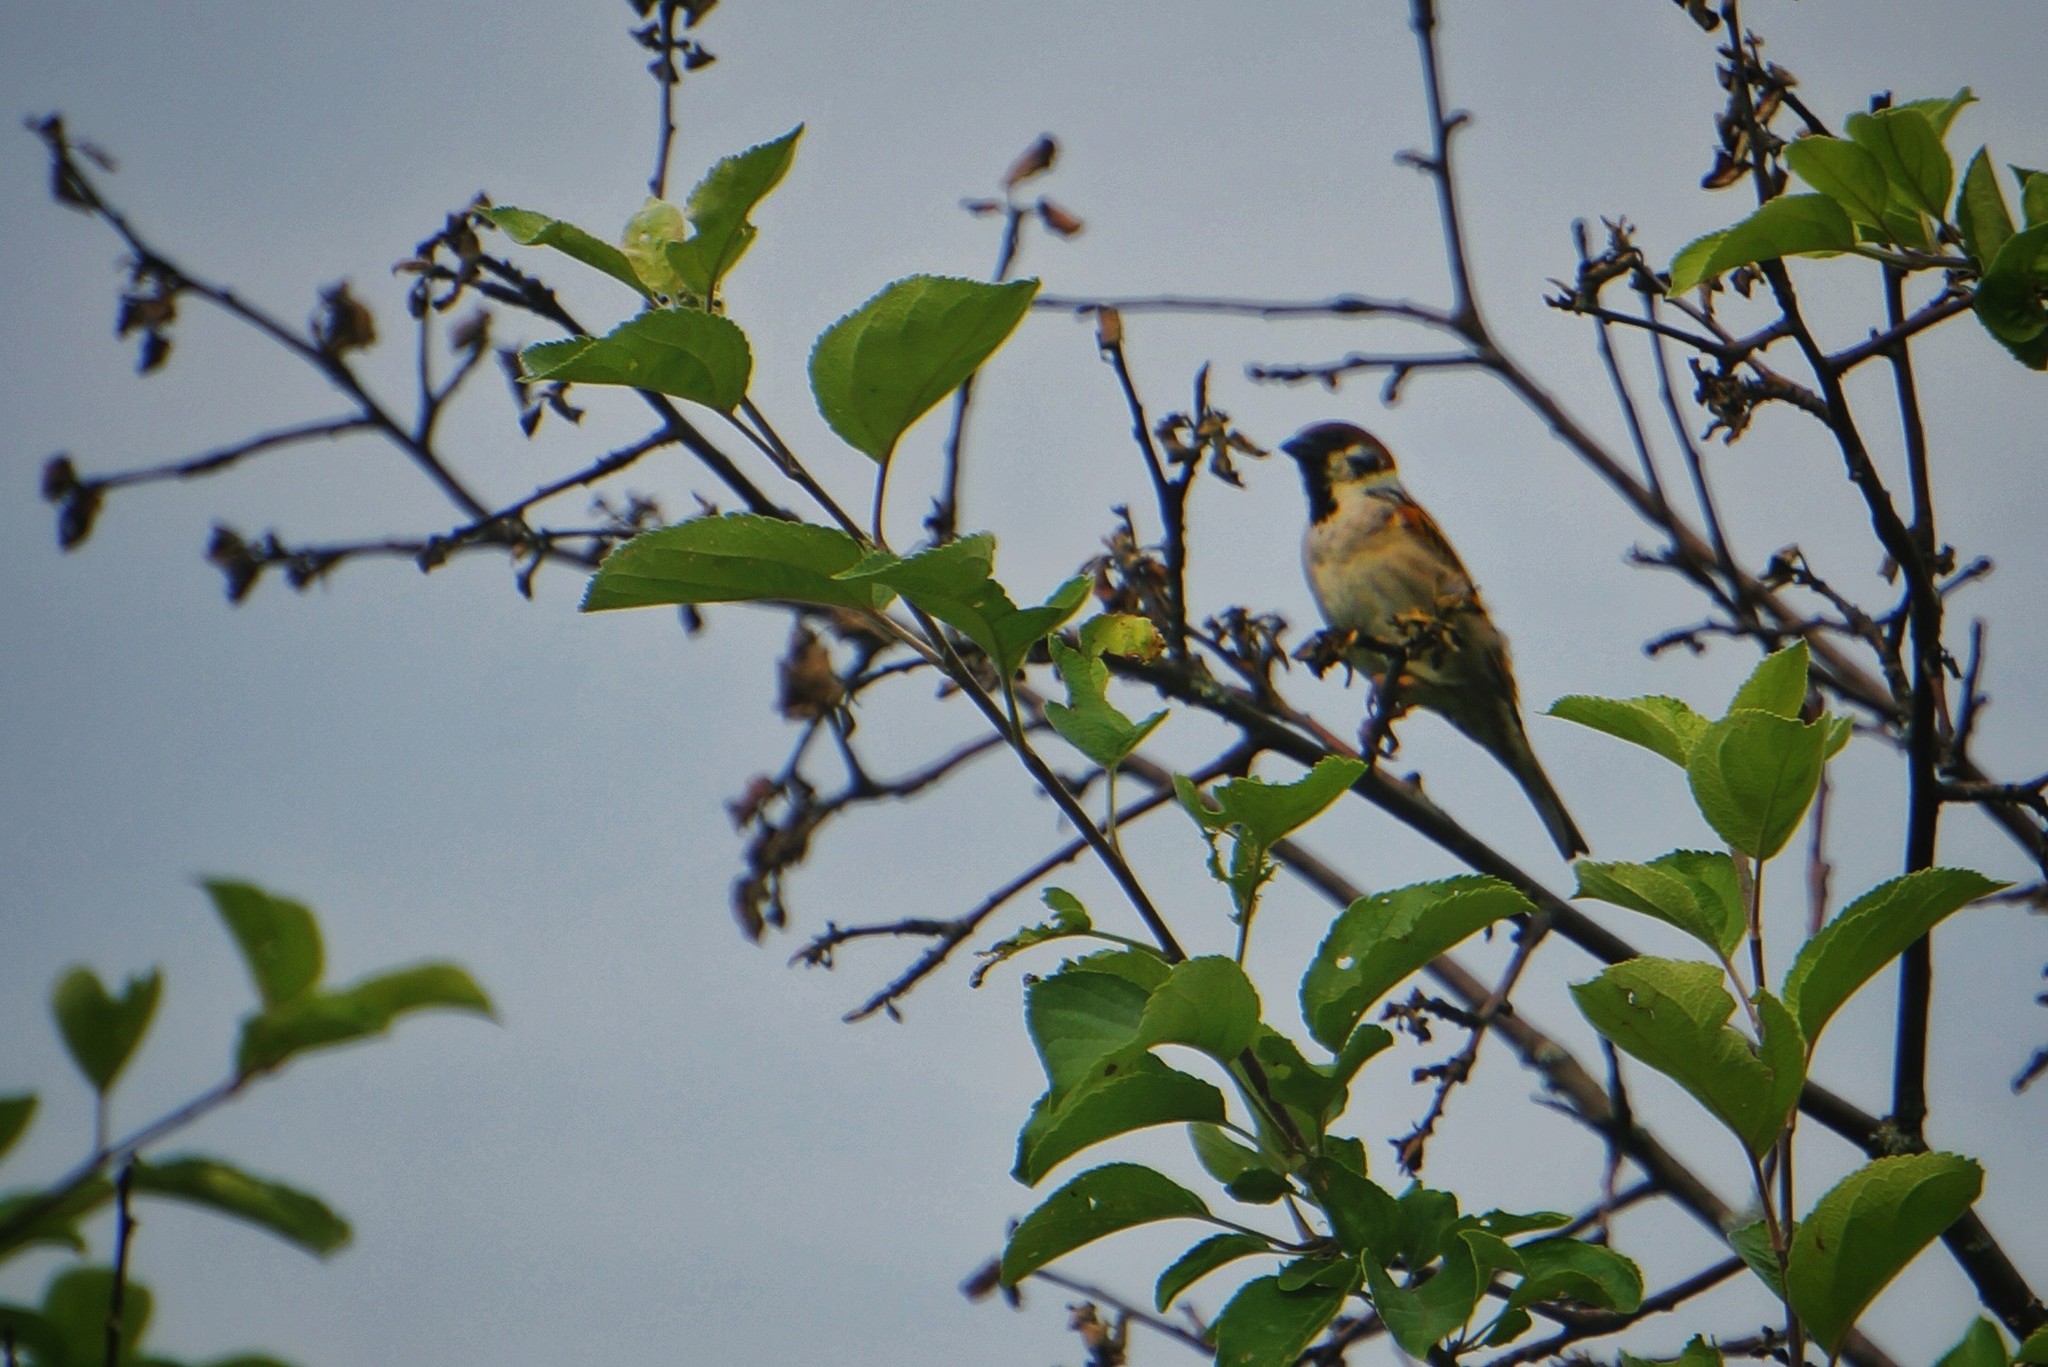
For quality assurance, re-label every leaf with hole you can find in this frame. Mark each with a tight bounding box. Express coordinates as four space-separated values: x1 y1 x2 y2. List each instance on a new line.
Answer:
1782 868 2006 1048
1571 960 1803 1159
51 966 160 1093
1547 694 1706 767
999 1162 1210 1285
519 307 751 411
1301 876 1532 1051
809 275 1038 465
1787 1152 1983 1354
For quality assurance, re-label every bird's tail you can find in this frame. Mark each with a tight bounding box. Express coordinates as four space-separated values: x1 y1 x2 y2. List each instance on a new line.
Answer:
1459 703 1588 859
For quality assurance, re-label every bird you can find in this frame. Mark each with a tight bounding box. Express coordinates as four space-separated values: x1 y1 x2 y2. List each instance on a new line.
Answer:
1279 420 1588 859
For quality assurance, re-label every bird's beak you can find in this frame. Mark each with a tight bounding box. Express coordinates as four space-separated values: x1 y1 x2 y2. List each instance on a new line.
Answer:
1278 434 1310 461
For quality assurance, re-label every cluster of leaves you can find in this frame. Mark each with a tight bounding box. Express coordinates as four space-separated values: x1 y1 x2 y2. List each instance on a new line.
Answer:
0 882 489 1367
1667 88 2048 367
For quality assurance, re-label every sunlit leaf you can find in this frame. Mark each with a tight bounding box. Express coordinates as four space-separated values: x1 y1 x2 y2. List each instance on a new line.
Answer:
520 307 751 411
483 206 652 299
1547 694 1707 768
583 515 885 614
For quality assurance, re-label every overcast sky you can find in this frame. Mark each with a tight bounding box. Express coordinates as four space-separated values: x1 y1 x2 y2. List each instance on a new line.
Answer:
3 4 2045 1365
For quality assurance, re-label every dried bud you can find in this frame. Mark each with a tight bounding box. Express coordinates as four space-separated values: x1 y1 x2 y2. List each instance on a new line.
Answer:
137 330 171 374
959 198 1004 217
1002 134 1058 189
41 455 79 503
313 281 377 356
777 625 843 721
959 1258 1003 1303
449 309 491 354
1094 306 1123 350
1035 198 1083 237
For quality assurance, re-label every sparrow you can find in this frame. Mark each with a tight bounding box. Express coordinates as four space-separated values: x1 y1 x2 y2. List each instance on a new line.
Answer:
1280 421 1588 859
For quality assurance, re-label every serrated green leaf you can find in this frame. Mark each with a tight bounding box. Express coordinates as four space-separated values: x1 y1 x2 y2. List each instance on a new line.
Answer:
1080 613 1165 660
44 1266 152 1367
1667 229 1730 296
1623 1335 1724 1367
1958 149 2017 268
0 1096 34 1166
619 198 691 299
970 888 1094 987
1574 850 1745 957
132 1156 349 1256
1547 694 1707 767
51 966 161 1094
204 880 322 1009
661 125 803 300
1894 88 1977 141
582 515 884 614
999 1162 1209 1285
1135 957 1260 1064
1847 108 1953 219
1210 1271 1353 1367
1301 876 1533 1051
809 275 1038 465
1508 1236 1644 1313
1570 959 1803 1159
1935 1317 2011 1367
1299 1157 1397 1257
1976 224 2048 366
1043 637 1167 770
482 206 652 299
1687 709 1829 859
1695 194 1858 284
1156 1232 1274 1312
1187 757 1367 850
236 963 491 1076
1727 1216 1786 1298
1786 137 1894 232
1024 968 1151 1099
1328 1022 1394 1092
519 307 751 411
1788 1152 1983 1354
1782 868 2006 1048
1729 642 1811 718
1063 947 1174 992
1366 1237 1485 1359
1013 1055 1226 1185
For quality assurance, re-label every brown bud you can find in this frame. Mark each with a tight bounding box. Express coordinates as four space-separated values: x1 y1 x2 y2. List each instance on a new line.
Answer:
1035 198 1083 237
1094 306 1123 350
1002 134 1058 189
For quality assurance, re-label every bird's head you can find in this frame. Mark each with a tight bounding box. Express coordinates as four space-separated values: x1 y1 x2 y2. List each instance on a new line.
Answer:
1279 421 1399 521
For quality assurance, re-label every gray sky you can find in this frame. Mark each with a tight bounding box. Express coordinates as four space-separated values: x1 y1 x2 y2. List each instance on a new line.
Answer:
3 3 2045 1364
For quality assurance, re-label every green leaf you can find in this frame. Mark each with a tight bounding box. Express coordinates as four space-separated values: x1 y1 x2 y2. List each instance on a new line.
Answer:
1064 946 1174 993
1687 709 1829 859
0 1305 61 1367
1188 1123 1276 1189
582 515 885 615
1847 108 1953 219
1365 1238 1485 1359
1623 1335 1723 1367
1570 959 1803 1159
236 963 492 1076
1024 968 1151 1098
1246 1030 1345 1135
1785 137 1894 232
1179 757 1367 849
1328 1022 1395 1092
204 879 322 1009
1782 868 2006 1047
1507 1237 1644 1313
1080 613 1165 661
1667 229 1730 296
1894 88 1976 141
1301 876 1533 1051
619 198 691 300
44 1267 152 1367
1547 694 1707 767
1210 1272 1353 1367
970 888 1095 987
1299 1157 1397 1257
1013 1055 1226 1185
1934 1317 2011 1367
808 275 1039 465
1975 223 2048 366
1156 1232 1273 1311
662 125 804 300
999 1162 1209 1285
1683 194 1858 288
1042 637 1167 770
0 1177 113 1259
51 966 161 1093
2018 1325 2048 1364
1135 957 1260 1064
131 1156 349 1256
1727 1216 1786 1298
1787 1152 1984 1354
843 541 1089 681
482 206 652 299
0 1096 34 1165
2020 168 2048 228
519 307 751 411
1958 149 2017 268
1729 642 1810 718
1574 851 1744 957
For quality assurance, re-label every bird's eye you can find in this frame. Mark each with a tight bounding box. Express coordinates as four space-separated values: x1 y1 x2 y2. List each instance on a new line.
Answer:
1345 451 1379 477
